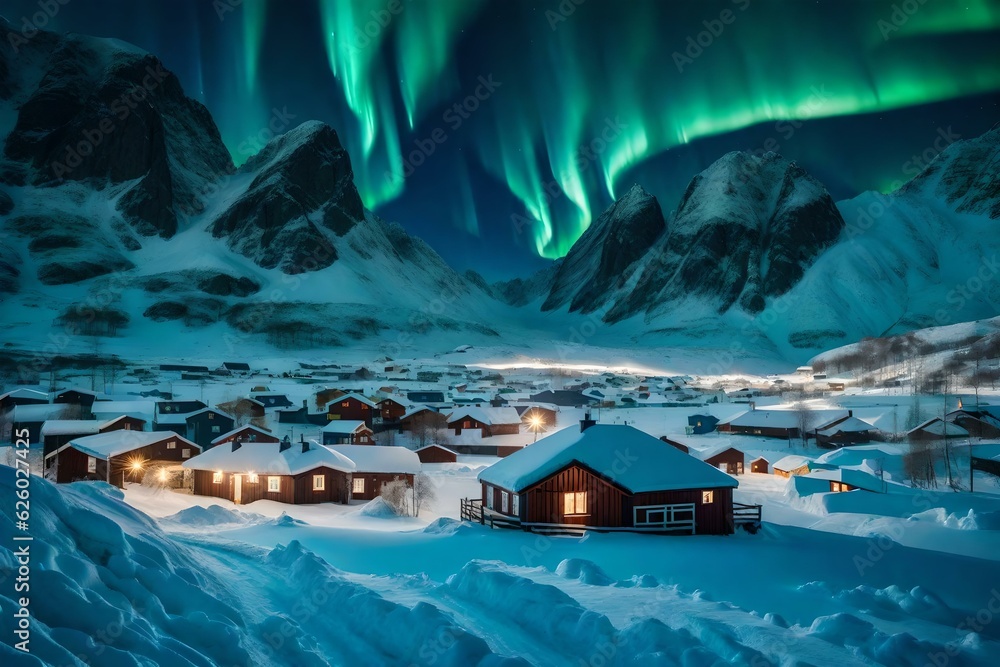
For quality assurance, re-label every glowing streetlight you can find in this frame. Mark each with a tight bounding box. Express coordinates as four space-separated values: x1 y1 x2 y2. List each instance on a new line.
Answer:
123 457 145 487
529 415 544 443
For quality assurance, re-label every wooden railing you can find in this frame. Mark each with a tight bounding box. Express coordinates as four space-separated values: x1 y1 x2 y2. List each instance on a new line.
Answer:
459 497 484 524
733 502 763 533
633 503 697 534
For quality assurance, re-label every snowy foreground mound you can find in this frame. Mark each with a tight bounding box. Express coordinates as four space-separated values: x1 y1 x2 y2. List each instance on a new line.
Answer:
3 467 1000 666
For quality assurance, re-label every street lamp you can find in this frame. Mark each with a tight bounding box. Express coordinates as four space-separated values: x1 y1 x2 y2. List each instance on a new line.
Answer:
123 459 144 487
529 415 544 443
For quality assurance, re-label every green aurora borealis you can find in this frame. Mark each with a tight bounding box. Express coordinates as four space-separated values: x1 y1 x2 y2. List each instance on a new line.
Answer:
11 0 1000 274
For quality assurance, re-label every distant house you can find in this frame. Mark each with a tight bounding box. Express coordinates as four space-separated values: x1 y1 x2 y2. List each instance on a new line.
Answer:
946 409 1000 439
250 393 294 409
216 397 266 425
156 408 236 448
155 399 208 417
92 400 157 425
210 424 279 448
321 420 375 446
813 413 877 448
0 388 50 412
446 407 521 437
41 415 145 456
687 414 719 434
184 440 355 505
376 397 411 423
10 403 73 444
398 406 447 433
750 457 770 473
476 421 740 535
908 418 968 441
326 392 377 427
718 408 802 439
773 455 820 478
793 468 885 495
691 445 745 475
407 391 445 404
52 388 97 414
222 361 252 373
528 390 596 408
328 445 421 501
512 404 558 429
414 444 458 464
44 430 199 487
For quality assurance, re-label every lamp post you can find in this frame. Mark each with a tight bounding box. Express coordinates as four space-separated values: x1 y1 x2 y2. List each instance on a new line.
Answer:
529 416 543 443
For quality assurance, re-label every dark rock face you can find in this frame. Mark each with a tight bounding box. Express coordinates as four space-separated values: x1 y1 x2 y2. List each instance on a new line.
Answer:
903 126 1000 219
544 185 666 314
209 122 365 273
0 22 233 237
605 152 844 321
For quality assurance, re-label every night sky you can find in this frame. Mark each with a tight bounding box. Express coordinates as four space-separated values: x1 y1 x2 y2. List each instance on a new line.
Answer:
5 0 1000 279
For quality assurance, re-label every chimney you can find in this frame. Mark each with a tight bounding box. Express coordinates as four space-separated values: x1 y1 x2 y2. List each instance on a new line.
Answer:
231 440 241 452
303 399 308 409
580 411 597 432
749 401 756 411
279 437 291 452
301 434 309 453
848 409 853 417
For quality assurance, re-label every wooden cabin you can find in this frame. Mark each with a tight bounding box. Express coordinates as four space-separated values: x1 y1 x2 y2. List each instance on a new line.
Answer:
907 418 969 442
209 424 279 448
687 414 719 434
813 412 876 448
52 388 97 415
750 457 770 473
41 415 145 456
327 445 421 501
216 397 266 426
10 403 74 444
377 397 410 422
250 392 293 409
398 407 446 432
44 430 199 487
718 408 802 439
326 393 377 426
0 388 49 413
184 439 354 505
414 444 459 463
446 407 521 437
772 455 815 478
694 446 745 475
476 422 740 535
321 420 375 445
946 410 1000 439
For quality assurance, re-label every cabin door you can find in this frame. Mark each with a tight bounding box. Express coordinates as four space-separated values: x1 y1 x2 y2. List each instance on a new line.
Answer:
233 474 242 504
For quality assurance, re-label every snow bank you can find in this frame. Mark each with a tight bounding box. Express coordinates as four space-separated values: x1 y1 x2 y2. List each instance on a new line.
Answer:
806 612 954 666
555 558 614 586
265 542 520 666
0 467 253 666
161 504 265 528
358 496 400 518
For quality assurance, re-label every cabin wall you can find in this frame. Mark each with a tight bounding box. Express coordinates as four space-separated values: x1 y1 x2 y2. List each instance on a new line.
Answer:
351 472 415 501
522 464 625 526
416 447 457 463
488 423 521 436
629 487 734 535
704 449 744 475
107 437 199 487
50 447 108 484
327 399 374 426
292 467 352 504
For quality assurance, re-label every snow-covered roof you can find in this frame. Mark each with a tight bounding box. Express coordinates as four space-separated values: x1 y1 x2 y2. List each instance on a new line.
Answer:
414 444 459 455
210 424 275 445
724 408 848 431
12 403 71 422
321 420 369 435
48 430 198 461
815 415 876 436
802 468 885 493
324 392 377 409
40 420 104 436
400 405 436 420
908 418 968 437
327 445 421 474
446 406 521 426
688 444 743 462
772 455 814 472
478 424 738 493
1 388 49 401
91 401 156 418
183 442 355 475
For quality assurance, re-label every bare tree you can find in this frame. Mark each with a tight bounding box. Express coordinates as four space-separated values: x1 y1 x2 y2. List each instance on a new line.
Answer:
904 440 937 488
375 428 396 447
411 412 446 447
379 477 410 515
412 473 437 518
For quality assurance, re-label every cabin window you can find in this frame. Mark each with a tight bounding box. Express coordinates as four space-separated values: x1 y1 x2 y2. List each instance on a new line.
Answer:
166 441 176 449
702 491 714 504
512 494 520 517
208 413 214 420
736 462 744 474
268 477 280 492
124 423 131 430
501 491 509 513
313 475 325 491
563 491 587 515
212 426 220 433
342 401 350 407
485 485 494 510
213 472 223 484
87 456 96 473
352 477 365 493
182 449 191 459
248 473 259 483
463 420 471 429
831 482 843 493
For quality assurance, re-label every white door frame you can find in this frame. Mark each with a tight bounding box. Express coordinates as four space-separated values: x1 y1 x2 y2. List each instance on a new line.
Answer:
233 474 242 504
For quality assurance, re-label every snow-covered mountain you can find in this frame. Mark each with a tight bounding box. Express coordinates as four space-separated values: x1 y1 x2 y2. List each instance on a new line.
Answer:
0 20 506 357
